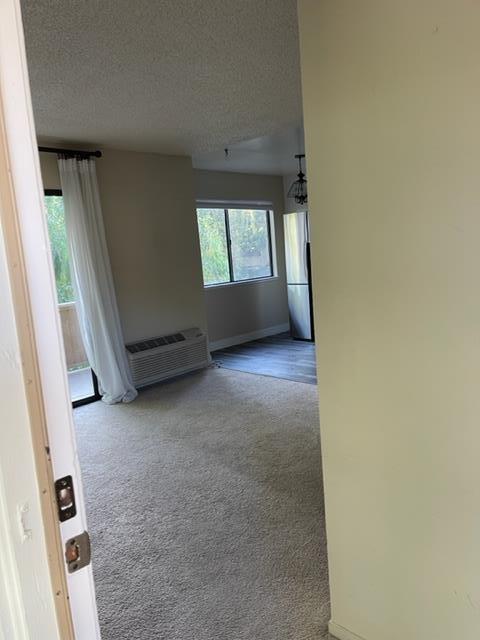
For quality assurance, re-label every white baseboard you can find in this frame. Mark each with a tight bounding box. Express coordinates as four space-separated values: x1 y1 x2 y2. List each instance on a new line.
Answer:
329 621 367 640
208 323 290 352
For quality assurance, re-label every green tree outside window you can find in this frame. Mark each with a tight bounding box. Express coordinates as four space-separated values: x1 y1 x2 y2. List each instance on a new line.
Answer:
44 195 75 304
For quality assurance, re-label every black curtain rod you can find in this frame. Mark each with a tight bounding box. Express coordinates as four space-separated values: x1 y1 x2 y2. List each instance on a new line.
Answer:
38 145 102 159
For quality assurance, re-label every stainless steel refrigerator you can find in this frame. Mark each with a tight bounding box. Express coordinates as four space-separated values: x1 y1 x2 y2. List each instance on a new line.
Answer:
283 211 314 341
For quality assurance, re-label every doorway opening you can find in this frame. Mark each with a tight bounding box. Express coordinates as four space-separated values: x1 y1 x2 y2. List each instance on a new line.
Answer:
15 1 329 638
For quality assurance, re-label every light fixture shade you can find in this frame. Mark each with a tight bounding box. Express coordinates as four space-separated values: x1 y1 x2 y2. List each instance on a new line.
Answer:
288 154 308 205
287 173 308 205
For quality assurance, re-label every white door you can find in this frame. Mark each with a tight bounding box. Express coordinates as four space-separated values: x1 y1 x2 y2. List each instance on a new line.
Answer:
0 1 101 637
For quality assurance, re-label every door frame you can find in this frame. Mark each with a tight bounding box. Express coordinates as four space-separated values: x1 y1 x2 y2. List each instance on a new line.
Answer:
0 0 100 637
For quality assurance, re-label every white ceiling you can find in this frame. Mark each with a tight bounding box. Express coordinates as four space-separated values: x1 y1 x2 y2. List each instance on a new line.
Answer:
21 0 303 165
193 124 305 175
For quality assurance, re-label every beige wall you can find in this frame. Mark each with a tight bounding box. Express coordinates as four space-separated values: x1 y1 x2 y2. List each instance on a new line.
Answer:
194 169 289 347
41 150 206 343
299 1 480 639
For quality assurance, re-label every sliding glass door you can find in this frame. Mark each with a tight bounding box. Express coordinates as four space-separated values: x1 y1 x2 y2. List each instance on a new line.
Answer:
44 189 100 406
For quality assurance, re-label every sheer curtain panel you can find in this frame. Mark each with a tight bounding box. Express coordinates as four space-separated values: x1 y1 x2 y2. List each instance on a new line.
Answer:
58 156 137 404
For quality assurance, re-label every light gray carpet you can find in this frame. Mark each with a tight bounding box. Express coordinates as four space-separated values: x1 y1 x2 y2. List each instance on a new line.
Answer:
74 367 330 639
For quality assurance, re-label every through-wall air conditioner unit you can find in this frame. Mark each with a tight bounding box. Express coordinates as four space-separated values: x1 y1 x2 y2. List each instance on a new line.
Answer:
126 327 210 389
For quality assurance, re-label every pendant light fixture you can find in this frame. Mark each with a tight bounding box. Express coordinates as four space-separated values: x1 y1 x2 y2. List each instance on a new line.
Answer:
287 154 308 205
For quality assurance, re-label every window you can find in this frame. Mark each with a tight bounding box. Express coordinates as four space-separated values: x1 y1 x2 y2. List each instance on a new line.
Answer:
196 207 274 286
44 192 74 303
44 190 100 407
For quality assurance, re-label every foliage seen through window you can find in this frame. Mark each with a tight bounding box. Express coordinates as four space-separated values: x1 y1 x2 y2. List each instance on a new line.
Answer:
44 194 75 304
196 208 273 286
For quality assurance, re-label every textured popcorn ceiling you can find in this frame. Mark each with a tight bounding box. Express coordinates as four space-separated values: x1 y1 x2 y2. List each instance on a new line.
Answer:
193 124 305 174
21 0 303 156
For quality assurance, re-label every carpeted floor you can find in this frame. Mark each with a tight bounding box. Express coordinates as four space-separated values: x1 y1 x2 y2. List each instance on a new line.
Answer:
74 367 330 640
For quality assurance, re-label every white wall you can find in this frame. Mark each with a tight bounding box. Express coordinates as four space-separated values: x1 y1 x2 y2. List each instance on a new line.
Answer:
299 1 480 639
194 169 289 348
0 206 61 640
41 150 207 343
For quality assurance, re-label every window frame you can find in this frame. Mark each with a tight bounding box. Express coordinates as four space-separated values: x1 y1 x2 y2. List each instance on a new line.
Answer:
196 206 275 288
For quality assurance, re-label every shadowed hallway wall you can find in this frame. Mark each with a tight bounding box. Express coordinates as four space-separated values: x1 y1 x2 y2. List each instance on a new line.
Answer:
299 1 480 639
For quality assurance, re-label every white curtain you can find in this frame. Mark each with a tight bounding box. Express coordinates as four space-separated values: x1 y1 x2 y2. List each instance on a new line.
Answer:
58 157 137 404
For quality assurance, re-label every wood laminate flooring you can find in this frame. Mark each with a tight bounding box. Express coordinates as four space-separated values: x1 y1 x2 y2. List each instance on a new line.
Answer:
212 332 317 385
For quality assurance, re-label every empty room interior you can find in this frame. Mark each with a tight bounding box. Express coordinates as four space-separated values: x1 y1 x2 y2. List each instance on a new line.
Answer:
3 1 480 639
19 2 327 639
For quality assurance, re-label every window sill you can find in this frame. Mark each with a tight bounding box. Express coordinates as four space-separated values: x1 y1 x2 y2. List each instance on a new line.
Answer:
204 276 279 290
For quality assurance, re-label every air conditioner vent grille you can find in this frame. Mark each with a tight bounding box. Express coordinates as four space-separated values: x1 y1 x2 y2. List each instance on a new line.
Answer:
126 332 185 354
125 328 209 388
